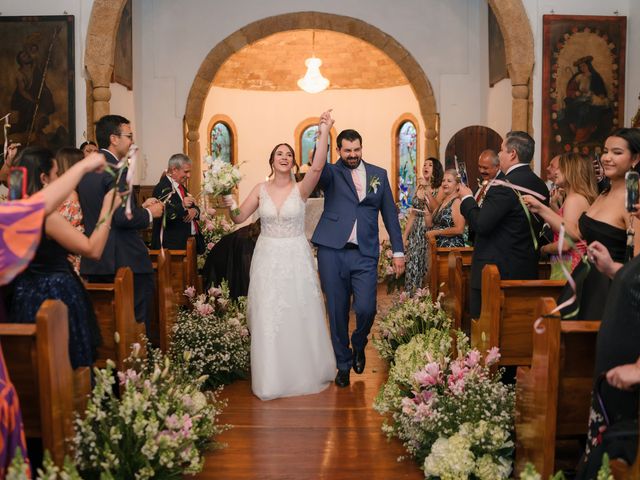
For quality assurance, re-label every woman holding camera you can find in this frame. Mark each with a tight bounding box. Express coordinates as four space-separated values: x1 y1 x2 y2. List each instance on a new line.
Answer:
8 146 119 368
523 128 640 319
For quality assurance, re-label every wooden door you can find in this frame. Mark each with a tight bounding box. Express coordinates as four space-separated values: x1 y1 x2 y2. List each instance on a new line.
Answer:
444 126 503 192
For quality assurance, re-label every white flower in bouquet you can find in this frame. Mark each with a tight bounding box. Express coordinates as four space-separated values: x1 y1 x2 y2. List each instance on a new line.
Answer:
202 156 242 197
423 434 475 479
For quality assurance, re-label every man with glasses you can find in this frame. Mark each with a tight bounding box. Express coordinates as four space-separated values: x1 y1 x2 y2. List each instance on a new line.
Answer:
78 115 163 340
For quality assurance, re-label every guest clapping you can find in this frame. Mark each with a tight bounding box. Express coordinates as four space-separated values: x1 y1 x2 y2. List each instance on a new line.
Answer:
425 169 465 247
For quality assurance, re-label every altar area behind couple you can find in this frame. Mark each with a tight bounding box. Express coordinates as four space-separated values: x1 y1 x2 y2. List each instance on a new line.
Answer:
195 285 422 480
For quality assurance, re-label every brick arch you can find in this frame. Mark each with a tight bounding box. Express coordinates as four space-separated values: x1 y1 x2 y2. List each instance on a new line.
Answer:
84 3 535 184
184 12 439 193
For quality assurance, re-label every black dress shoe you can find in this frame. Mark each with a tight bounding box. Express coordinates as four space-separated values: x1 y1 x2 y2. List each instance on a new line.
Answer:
335 369 350 387
352 348 366 374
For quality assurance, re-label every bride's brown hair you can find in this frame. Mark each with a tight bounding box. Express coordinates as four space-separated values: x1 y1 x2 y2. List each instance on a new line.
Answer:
268 143 299 178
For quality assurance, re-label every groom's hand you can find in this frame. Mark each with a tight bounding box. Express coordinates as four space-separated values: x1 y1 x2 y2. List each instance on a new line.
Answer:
393 257 405 277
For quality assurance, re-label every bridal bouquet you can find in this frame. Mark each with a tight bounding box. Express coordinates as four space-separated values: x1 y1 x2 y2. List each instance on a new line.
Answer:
202 155 242 197
71 344 227 479
171 281 250 388
375 335 515 480
374 288 451 363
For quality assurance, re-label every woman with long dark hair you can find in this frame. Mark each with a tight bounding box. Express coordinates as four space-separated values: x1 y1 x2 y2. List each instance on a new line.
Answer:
9 146 119 368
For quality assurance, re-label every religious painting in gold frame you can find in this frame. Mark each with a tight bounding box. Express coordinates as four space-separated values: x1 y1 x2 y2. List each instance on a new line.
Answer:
541 14 626 179
0 16 75 152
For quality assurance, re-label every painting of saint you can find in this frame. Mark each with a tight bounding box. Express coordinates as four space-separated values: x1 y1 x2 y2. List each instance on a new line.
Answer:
542 15 626 178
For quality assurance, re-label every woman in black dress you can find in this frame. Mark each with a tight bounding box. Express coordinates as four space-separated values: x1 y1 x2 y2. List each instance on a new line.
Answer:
9 147 119 368
524 128 640 319
576 239 640 478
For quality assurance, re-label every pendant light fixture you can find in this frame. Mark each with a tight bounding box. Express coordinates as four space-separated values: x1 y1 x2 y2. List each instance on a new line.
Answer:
297 30 330 94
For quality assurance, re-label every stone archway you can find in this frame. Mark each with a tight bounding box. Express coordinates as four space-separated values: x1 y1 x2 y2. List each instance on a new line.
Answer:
84 0 128 139
184 12 438 193
488 0 535 133
84 2 535 169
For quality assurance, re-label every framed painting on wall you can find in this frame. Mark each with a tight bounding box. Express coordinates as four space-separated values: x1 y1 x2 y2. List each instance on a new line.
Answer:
0 15 75 152
112 0 132 90
541 14 626 178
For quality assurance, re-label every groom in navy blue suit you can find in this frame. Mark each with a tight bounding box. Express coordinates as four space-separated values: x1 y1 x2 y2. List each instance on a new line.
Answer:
312 129 405 387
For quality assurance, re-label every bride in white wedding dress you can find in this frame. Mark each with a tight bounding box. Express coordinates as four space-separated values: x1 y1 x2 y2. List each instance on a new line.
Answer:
225 110 336 400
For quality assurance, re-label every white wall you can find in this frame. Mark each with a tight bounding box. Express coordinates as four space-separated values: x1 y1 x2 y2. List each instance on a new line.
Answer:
6 0 640 181
200 85 423 202
137 0 491 183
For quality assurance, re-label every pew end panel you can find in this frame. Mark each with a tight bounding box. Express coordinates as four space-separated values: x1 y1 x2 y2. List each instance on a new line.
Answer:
515 297 600 477
0 300 78 466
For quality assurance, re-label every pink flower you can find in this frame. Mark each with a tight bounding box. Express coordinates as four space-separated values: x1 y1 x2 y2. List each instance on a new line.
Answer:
485 346 501 366
401 397 415 415
217 297 229 307
206 208 217 216
465 350 481 368
207 242 215 251
196 302 215 316
385 249 393 259
240 327 249 337
414 362 440 387
398 291 408 303
208 287 222 297
414 402 432 421
448 376 466 395
184 286 196 299
205 220 214 231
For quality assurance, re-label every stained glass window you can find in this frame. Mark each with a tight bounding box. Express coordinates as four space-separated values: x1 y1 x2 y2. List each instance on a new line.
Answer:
301 125 331 166
210 122 232 164
397 121 417 211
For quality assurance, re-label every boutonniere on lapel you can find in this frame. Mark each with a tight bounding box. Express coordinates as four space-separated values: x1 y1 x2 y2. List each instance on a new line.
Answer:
368 176 381 194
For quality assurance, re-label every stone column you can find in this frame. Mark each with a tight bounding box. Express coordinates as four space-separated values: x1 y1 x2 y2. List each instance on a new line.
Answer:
186 130 201 196
509 61 533 133
92 85 111 125
425 113 439 159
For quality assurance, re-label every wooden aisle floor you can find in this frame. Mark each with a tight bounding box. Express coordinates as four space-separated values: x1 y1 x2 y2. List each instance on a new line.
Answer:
196 290 423 480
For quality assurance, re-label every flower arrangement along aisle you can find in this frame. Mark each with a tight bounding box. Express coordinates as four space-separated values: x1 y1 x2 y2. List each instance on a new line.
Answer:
373 288 451 363
171 281 250 389
196 205 235 269
375 329 515 480
71 344 228 479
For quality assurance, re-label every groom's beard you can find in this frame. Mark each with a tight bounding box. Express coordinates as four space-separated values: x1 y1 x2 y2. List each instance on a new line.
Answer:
340 157 362 170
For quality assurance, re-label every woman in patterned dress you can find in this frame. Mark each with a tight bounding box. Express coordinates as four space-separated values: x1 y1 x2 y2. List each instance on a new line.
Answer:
55 147 85 273
402 157 444 295
426 169 466 247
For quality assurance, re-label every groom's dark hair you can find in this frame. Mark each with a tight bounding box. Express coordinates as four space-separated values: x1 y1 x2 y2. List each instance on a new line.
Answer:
337 129 362 149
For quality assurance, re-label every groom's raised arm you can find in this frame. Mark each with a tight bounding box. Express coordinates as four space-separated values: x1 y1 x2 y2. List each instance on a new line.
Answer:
380 172 403 255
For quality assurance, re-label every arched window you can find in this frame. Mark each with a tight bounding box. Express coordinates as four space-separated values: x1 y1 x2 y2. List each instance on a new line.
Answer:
211 122 232 163
392 115 419 211
207 115 237 165
295 118 336 169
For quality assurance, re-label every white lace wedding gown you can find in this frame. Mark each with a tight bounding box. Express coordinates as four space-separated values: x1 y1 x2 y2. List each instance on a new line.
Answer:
248 183 336 400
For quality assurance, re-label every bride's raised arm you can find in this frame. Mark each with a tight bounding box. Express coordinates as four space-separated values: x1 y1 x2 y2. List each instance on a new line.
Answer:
224 182 261 224
298 109 334 200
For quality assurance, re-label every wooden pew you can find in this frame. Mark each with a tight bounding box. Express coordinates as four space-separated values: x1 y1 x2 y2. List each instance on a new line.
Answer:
0 300 91 466
445 251 472 332
515 297 599 477
157 249 178 351
85 267 144 371
427 236 473 299
148 237 198 307
471 264 566 367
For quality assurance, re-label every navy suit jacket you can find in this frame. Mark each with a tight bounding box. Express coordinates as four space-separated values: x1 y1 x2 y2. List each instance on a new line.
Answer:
150 174 204 252
460 164 549 289
78 149 153 275
311 160 403 259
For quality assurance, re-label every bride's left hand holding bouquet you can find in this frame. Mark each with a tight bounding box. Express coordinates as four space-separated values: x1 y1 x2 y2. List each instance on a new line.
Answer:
202 155 242 216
